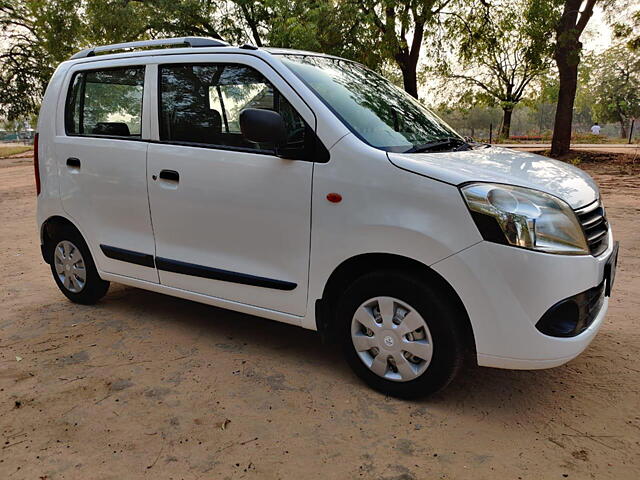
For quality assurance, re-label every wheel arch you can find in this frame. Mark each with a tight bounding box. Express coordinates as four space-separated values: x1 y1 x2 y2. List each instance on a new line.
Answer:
315 252 476 356
40 215 83 264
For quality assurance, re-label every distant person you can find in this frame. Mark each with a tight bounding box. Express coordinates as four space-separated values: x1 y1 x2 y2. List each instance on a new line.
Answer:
591 123 601 135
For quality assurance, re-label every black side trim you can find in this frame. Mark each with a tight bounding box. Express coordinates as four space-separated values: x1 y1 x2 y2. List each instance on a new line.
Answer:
100 245 155 268
155 257 297 291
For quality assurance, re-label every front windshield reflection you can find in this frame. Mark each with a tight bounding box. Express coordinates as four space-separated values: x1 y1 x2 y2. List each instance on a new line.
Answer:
280 55 463 152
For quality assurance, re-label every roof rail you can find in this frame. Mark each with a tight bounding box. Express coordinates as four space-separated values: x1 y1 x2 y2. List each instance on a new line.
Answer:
69 36 229 60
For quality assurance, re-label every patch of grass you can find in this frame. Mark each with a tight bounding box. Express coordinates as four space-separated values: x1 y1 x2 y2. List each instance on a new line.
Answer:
0 145 33 158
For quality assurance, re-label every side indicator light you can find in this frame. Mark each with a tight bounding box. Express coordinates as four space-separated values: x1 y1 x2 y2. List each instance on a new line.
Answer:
326 193 342 203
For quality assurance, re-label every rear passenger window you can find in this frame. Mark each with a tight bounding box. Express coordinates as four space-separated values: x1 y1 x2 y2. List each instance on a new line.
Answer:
159 64 308 153
66 67 145 138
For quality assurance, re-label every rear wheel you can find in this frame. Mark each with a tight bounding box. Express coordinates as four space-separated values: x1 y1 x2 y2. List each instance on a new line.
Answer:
337 270 464 398
47 226 109 304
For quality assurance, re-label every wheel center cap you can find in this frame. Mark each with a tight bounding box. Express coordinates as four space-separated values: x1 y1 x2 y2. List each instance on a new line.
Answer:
65 264 71 271
383 335 395 347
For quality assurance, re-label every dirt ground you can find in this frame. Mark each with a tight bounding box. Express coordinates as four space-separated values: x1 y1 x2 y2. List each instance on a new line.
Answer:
1 151 639 480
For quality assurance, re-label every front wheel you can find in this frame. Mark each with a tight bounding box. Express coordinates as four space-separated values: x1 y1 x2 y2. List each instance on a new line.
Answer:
337 271 465 398
48 226 109 304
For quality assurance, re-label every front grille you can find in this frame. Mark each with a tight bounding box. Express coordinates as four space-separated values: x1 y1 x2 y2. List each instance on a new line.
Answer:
575 200 609 256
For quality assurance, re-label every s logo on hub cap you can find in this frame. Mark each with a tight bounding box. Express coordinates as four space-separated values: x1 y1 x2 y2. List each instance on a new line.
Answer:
384 336 394 347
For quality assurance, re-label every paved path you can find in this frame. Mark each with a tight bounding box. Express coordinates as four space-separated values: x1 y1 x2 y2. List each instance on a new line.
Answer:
498 143 639 154
498 143 638 148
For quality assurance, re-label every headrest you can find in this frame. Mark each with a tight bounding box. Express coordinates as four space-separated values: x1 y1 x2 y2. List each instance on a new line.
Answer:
92 122 131 136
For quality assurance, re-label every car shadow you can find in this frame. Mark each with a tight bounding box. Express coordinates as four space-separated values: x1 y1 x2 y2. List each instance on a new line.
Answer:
100 284 581 417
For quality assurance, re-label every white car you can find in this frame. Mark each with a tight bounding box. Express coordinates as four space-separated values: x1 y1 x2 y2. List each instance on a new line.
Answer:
35 37 618 398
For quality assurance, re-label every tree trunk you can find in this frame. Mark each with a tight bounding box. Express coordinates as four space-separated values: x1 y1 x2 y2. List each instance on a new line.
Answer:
394 19 423 99
551 55 579 155
400 64 419 99
501 108 513 139
620 120 628 140
550 0 595 156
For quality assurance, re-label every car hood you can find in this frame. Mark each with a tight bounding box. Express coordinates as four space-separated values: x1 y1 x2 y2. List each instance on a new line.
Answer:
387 146 599 209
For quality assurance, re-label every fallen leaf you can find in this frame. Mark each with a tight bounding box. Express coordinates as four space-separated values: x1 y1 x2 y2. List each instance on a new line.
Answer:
15 356 22 362
220 419 231 430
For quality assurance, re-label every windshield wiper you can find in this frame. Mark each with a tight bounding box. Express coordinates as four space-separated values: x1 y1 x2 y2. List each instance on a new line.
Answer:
404 137 470 153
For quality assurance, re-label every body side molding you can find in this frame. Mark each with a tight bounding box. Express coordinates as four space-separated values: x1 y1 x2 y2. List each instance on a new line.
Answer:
155 257 297 291
100 244 155 268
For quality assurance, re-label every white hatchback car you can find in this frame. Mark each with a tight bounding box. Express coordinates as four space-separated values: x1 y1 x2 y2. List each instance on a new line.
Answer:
36 37 618 397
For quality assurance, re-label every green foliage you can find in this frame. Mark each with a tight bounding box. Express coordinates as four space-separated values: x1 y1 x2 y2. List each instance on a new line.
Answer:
610 1 640 51
436 0 554 136
0 0 84 119
350 0 449 97
1 0 385 119
586 45 640 136
439 0 552 105
264 1 382 68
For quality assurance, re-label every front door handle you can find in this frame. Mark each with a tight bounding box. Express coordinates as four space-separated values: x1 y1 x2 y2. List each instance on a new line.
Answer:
66 157 81 168
159 169 179 182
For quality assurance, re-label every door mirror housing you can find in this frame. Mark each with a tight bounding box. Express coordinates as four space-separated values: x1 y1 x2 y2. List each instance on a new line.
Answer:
239 108 286 145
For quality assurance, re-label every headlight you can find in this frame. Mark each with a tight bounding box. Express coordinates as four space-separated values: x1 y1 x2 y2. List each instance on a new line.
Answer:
461 183 589 255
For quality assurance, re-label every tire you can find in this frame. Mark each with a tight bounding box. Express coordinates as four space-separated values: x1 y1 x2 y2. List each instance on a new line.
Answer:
47 225 109 305
337 270 465 399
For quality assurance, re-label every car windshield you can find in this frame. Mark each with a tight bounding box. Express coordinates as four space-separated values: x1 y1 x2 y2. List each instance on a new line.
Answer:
279 54 465 153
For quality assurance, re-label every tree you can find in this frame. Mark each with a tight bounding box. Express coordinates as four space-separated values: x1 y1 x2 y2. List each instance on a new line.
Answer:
436 0 553 138
1 0 378 119
355 0 450 98
543 0 599 155
588 45 640 138
436 104 503 139
262 0 382 68
0 1 83 119
611 1 640 51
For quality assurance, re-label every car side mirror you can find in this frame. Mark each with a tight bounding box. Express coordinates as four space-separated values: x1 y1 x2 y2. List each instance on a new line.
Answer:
239 108 286 145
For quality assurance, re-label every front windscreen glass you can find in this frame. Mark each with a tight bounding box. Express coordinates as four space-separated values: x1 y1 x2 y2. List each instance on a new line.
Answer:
279 54 465 153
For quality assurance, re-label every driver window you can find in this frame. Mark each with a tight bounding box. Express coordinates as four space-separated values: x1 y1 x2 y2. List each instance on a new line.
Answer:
159 63 307 152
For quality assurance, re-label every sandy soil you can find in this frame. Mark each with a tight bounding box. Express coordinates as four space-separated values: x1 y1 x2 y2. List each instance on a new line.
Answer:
1 154 639 480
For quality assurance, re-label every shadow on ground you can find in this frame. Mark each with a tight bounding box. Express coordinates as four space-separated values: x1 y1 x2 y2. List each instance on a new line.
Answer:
98 284 568 417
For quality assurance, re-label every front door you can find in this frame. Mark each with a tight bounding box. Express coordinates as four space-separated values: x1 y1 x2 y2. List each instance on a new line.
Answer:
57 63 158 283
147 58 315 316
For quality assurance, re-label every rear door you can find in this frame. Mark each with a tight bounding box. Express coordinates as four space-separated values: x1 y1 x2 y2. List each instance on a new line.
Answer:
146 54 317 316
56 60 158 282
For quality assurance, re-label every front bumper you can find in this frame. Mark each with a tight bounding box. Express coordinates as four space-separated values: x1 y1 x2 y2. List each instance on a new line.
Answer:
432 230 615 370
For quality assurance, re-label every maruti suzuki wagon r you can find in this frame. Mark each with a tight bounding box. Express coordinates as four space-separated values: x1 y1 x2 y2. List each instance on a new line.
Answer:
35 37 618 398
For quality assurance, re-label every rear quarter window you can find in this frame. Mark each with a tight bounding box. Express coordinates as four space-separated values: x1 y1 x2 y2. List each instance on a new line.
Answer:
65 67 145 138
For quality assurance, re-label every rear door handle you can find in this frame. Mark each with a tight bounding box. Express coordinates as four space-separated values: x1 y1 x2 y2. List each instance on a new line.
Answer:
66 157 81 168
159 169 179 182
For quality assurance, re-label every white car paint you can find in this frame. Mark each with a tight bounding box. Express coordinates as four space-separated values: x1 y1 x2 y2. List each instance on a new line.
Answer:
36 41 615 371
388 146 600 209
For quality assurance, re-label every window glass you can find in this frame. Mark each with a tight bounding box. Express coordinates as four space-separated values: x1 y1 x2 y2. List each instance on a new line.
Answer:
159 64 307 152
66 67 145 137
280 55 463 153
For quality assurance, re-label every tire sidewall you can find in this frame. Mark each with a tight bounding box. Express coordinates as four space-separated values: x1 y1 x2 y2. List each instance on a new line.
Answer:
48 227 108 304
337 270 463 398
